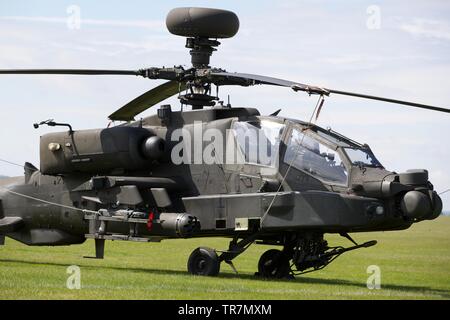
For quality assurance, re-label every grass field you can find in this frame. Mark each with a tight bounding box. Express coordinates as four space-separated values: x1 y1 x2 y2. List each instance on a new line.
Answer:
1 217 449 300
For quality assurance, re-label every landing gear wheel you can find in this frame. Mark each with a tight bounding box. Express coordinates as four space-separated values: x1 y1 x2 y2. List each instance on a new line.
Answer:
188 247 221 276
258 249 291 279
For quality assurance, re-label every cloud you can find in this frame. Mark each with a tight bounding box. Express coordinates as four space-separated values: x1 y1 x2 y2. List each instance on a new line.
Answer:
400 18 450 41
0 44 36 65
0 16 163 29
89 38 185 54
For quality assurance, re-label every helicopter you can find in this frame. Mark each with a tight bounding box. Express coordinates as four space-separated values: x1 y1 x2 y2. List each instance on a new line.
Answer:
0 7 448 279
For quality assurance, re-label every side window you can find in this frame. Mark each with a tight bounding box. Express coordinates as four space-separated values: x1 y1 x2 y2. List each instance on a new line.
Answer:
284 128 348 185
232 120 284 167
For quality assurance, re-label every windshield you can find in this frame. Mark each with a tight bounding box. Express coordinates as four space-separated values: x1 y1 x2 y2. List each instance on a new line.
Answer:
344 148 382 167
284 128 348 185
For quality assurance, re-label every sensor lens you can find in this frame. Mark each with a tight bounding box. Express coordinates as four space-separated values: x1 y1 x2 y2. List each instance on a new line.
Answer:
375 206 385 215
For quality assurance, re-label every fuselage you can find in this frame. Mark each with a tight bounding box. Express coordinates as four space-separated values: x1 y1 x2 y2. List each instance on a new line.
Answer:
0 107 442 246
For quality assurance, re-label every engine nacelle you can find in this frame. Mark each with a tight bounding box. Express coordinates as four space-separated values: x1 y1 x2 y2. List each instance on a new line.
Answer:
40 127 163 175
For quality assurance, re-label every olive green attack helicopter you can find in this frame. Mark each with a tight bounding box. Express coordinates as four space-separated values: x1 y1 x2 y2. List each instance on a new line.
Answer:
0 7 448 278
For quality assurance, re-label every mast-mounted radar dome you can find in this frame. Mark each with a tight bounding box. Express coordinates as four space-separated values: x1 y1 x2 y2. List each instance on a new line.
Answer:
166 8 240 68
166 7 239 39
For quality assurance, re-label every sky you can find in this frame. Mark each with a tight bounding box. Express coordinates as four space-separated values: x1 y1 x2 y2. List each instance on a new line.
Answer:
0 0 449 210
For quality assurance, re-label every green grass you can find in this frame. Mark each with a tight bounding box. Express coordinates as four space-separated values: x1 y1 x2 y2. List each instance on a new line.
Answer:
1 217 450 300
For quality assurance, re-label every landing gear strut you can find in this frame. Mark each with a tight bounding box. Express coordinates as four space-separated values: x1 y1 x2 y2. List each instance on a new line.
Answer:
187 233 260 277
187 233 376 278
257 233 377 279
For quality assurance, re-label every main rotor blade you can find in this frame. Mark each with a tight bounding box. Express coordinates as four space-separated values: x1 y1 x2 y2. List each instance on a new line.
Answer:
109 80 185 121
327 89 450 114
0 69 140 76
210 71 450 114
211 71 301 88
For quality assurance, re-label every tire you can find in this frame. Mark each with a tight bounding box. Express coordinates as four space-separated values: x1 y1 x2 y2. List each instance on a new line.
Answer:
258 249 290 279
187 247 221 276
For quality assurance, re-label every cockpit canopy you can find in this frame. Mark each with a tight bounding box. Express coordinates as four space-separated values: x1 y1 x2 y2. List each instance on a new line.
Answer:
230 117 383 187
284 127 348 185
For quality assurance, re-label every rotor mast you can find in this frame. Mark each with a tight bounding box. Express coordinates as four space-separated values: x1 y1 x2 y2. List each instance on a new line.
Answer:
179 37 221 109
186 37 220 68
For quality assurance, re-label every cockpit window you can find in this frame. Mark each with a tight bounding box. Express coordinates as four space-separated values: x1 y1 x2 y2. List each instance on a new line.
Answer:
344 148 382 168
232 120 285 167
284 128 348 185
